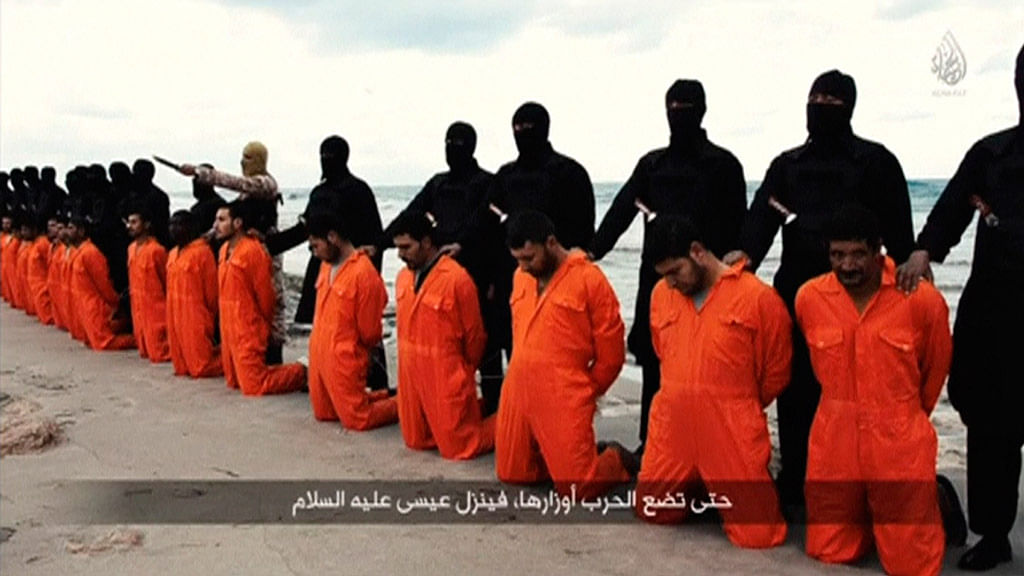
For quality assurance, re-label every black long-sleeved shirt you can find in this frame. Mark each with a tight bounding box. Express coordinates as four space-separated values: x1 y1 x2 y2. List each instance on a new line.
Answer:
591 132 746 261
383 160 493 248
917 126 1024 278
475 143 595 252
741 134 914 304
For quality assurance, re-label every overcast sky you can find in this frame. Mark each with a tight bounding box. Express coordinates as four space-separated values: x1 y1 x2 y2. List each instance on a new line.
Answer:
1 0 1022 192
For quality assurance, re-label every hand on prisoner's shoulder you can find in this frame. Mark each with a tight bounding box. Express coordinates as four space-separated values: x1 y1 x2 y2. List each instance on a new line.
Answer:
722 250 751 270
896 249 933 294
439 243 462 257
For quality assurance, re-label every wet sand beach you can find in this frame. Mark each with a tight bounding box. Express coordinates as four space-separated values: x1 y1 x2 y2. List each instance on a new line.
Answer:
2 303 1022 575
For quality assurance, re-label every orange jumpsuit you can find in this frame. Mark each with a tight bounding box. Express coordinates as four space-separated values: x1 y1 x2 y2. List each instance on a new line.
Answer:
796 257 952 576
69 240 136 351
128 237 170 362
166 239 223 378
218 235 305 396
47 244 67 330
635 264 791 548
64 246 87 342
15 240 34 314
28 237 54 325
0 233 13 303
495 251 630 499
3 237 21 306
396 255 493 459
308 252 396 429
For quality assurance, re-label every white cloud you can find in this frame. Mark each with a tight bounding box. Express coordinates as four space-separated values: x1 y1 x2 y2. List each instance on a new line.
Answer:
1 0 1022 193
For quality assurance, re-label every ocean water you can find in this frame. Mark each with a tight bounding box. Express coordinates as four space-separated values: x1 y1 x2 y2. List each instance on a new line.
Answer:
168 178 970 328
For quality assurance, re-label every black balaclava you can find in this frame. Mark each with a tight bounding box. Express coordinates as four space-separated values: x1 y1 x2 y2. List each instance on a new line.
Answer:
37 166 64 221
665 79 707 150
41 167 56 184
0 172 10 215
86 164 110 224
67 166 86 197
1015 43 1023 125
445 121 477 173
24 166 40 192
512 102 551 165
87 164 109 194
132 159 155 187
10 169 28 211
319 135 350 181
109 161 133 200
23 167 40 212
807 69 856 144
193 163 218 200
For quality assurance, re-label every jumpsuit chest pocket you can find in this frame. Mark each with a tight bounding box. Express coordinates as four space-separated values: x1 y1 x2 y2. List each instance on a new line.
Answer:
805 327 845 384
876 327 921 399
419 291 454 316
547 296 589 340
650 306 681 361
552 293 585 315
395 284 416 312
509 287 528 309
412 290 459 341
331 284 358 315
711 313 758 370
651 306 681 331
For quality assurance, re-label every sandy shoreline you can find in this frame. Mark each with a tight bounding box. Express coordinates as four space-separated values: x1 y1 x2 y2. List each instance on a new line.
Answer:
1 305 1022 575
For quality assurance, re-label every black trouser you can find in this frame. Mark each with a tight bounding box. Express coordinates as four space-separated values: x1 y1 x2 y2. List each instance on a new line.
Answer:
367 343 389 391
478 346 506 417
638 359 661 445
478 291 511 417
633 262 659 446
966 425 1023 538
774 327 821 505
266 343 283 365
294 255 320 324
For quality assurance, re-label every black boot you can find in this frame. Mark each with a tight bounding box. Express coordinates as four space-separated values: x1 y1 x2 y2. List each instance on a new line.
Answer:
936 474 967 547
958 536 1012 571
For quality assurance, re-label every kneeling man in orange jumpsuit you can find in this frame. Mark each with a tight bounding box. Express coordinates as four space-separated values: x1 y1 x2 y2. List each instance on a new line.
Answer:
216 201 306 395
495 211 635 499
27 216 58 325
46 217 69 330
392 211 493 459
67 216 136 351
796 205 952 576
127 205 171 363
15 217 39 316
166 210 223 378
306 212 396 430
634 215 792 548
0 213 13 304
62 230 86 342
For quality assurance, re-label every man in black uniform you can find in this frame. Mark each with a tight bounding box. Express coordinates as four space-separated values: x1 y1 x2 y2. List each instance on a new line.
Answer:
898 44 1024 572
289 135 385 323
131 159 171 247
381 122 501 413
728 70 914 506
86 164 132 321
269 135 388 390
36 167 67 227
449 102 596 414
590 79 746 451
